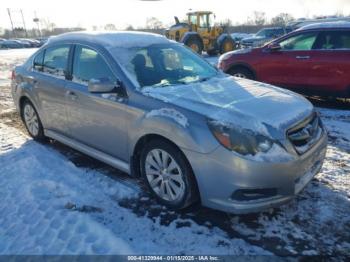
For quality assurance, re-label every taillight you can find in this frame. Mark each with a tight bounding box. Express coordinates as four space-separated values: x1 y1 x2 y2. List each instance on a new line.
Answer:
11 70 16 80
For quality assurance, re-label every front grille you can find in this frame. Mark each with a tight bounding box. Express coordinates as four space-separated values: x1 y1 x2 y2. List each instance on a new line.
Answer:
287 113 323 155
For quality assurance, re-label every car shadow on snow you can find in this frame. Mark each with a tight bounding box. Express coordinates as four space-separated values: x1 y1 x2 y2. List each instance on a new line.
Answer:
306 96 350 110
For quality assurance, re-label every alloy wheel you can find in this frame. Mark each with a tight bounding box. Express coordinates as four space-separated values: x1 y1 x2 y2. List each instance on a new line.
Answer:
145 149 185 202
23 104 39 137
233 73 247 78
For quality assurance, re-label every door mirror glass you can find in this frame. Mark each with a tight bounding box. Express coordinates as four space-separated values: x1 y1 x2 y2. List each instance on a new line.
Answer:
268 42 281 51
88 78 119 93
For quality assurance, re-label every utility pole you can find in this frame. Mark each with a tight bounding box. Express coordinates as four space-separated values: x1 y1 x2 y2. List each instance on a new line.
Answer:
20 9 28 38
7 8 16 38
33 12 41 38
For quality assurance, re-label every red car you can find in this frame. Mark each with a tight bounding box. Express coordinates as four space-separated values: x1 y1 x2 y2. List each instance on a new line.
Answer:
218 22 350 98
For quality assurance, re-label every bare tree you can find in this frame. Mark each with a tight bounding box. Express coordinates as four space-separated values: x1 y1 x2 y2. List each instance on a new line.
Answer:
220 18 233 27
104 24 117 31
271 13 294 26
125 25 135 31
252 11 266 26
145 17 163 29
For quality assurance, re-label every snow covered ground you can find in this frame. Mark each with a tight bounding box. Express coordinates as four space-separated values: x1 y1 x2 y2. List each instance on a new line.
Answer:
0 48 349 256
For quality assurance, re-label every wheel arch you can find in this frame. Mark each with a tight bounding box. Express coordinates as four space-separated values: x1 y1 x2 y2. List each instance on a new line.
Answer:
226 62 257 80
130 133 201 203
19 95 32 120
131 133 190 177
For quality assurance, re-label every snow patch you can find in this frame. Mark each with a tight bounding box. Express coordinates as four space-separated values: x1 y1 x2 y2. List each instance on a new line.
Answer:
246 143 295 163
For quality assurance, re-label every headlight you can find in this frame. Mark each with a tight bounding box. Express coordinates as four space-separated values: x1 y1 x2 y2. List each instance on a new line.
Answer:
208 119 274 156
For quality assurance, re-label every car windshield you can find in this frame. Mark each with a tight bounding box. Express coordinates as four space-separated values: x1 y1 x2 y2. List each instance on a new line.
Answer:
256 29 278 38
110 43 218 88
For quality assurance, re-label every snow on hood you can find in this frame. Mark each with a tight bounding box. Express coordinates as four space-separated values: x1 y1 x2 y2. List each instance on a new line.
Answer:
142 76 313 135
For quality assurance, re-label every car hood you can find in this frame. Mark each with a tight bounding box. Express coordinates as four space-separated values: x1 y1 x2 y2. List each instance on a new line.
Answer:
142 76 313 135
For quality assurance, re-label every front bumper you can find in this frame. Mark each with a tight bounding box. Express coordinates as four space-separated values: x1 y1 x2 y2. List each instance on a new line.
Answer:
182 131 327 214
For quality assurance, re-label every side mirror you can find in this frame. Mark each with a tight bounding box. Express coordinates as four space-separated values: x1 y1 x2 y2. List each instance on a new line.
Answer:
268 42 281 51
88 78 121 94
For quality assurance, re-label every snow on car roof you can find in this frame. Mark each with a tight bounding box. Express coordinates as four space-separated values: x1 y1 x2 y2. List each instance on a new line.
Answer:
48 31 170 48
297 21 350 31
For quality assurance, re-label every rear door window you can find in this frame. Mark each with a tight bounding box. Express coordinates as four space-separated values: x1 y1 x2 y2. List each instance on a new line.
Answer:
33 50 44 71
42 45 70 78
313 30 350 50
72 45 116 84
279 32 318 50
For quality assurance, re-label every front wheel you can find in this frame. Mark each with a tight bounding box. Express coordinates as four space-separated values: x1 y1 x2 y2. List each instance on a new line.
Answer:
140 139 199 209
185 38 203 54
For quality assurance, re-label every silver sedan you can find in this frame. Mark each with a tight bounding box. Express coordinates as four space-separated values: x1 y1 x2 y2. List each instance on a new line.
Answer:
11 31 327 214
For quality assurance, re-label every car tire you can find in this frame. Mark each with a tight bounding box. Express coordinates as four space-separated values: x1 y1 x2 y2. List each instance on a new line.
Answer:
219 38 235 54
185 38 203 54
21 100 46 141
228 67 255 80
140 139 199 210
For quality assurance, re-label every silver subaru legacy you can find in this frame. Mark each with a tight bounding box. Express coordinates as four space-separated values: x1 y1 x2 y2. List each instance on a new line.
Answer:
11 31 327 214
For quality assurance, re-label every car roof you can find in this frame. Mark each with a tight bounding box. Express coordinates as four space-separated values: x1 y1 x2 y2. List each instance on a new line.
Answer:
297 21 350 31
47 31 170 48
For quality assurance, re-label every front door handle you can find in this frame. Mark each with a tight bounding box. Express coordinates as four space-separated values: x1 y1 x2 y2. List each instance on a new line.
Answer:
296 56 310 59
66 91 78 101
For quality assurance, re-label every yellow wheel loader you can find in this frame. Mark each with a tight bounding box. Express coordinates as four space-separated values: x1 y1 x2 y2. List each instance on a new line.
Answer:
165 11 235 55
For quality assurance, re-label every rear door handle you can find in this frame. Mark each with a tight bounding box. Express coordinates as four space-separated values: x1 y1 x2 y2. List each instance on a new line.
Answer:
66 90 78 101
296 56 310 59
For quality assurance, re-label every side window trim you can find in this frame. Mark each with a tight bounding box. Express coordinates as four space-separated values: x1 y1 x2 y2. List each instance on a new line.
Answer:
66 44 75 81
71 43 118 86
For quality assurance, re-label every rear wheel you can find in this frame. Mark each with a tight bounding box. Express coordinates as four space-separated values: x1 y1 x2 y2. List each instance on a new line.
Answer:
186 38 203 54
228 67 254 80
22 100 46 141
220 38 235 54
140 139 198 209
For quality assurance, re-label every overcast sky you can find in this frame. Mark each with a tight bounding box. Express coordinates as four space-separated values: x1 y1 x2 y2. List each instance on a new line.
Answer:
1 0 350 30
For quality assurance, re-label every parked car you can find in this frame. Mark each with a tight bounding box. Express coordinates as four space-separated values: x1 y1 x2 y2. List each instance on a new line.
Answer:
231 32 254 42
36 37 49 46
287 16 350 31
219 22 350 98
0 39 24 49
18 38 41 47
12 31 327 214
14 39 33 48
240 27 291 48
